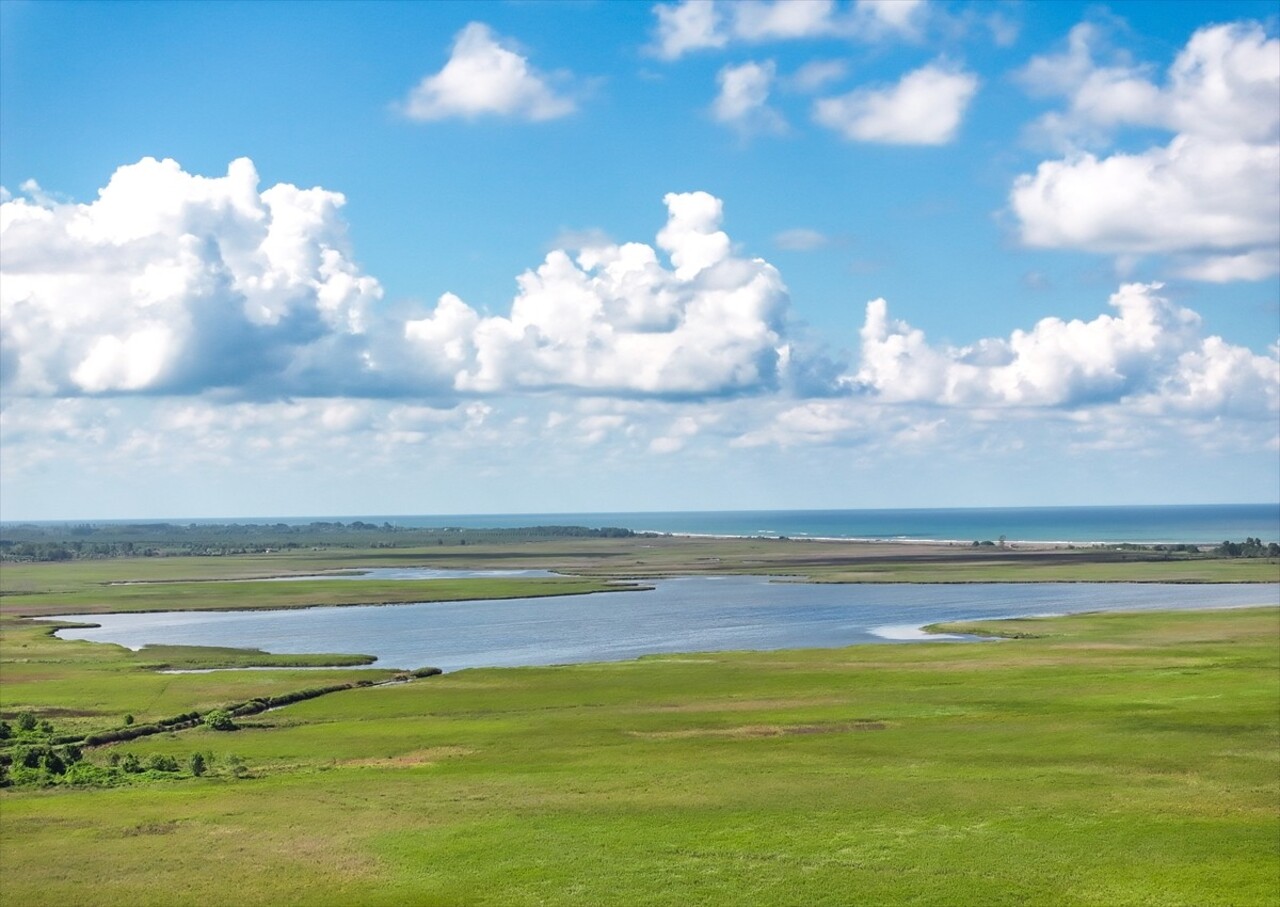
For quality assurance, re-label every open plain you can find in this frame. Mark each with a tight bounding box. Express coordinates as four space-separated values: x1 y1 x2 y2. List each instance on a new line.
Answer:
1 535 1277 905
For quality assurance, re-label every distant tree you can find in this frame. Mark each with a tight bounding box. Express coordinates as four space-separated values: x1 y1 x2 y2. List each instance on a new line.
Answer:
189 752 207 777
123 714 134 726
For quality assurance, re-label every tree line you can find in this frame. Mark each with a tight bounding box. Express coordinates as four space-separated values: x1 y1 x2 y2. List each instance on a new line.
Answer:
0 522 642 561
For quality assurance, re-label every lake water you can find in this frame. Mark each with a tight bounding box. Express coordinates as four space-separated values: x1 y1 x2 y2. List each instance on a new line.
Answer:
52 576 1279 672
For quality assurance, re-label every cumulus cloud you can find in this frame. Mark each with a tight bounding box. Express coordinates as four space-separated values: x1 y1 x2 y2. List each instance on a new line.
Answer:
712 60 787 134
1 161 796 404
1011 21 1280 280
813 62 979 144
1 157 383 397
404 191 791 398
650 0 727 60
850 282 1279 417
850 0 928 42
730 0 841 42
649 0 927 59
399 22 575 122
1011 136 1279 266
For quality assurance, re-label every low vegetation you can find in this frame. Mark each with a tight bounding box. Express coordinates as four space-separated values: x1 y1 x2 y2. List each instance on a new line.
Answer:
1 535 1276 905
1 605 1276 905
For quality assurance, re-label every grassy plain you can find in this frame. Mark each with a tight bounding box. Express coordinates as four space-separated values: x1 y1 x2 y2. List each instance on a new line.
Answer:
1 606 1277 906
1 575 632 618
1 539 1277 905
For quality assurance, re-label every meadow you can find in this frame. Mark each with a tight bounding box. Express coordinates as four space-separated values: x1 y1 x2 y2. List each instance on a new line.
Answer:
1 537 1277 905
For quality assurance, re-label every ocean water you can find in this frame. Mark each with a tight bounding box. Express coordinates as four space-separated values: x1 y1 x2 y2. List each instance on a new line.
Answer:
327 504 1277 545
25 504 1278 545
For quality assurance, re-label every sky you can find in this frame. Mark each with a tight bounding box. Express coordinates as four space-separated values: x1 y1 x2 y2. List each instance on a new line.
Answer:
1 0 1277 520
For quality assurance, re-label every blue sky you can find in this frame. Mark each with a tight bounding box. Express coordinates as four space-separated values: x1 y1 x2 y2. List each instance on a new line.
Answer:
1 0 1277 519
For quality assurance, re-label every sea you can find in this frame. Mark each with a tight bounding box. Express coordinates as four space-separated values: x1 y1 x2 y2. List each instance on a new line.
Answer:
12 503 1279 545
179 504 1276 545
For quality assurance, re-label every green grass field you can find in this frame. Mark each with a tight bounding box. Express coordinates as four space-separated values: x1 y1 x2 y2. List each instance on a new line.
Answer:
0 575 634 617
1 543 1277 905
2 607 1277 905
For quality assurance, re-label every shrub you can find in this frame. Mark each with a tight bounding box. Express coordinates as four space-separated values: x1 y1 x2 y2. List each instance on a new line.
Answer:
146 753 179 772
189 752 207 777
41 750 66 775
204 710 236 731
17 712 36 733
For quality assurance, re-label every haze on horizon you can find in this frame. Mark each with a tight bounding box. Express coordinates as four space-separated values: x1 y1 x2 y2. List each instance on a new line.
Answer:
1 0 1277 521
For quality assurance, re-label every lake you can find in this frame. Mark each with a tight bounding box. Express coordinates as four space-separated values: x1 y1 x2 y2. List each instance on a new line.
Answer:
52 575 1279 672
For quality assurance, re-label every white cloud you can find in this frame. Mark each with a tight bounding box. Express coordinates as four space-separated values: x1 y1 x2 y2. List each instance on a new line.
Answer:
1011 21 1280 280
712 60 787 134
813 62 979 144
1011 135 1279 262
1 162 795 403
404 191 791 398
649 0 928 59
1018 21 1279 149
850 282 1279 417
731 0 839 42
850 0 927 41
650 0 726 60
1 157 383 397
400 22 575 121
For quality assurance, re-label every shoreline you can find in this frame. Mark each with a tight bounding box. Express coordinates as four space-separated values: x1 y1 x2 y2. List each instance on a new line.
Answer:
645 530 1213 548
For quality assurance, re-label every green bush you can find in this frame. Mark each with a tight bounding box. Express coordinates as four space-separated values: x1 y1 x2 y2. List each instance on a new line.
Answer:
146 754 179 772
204 710 236 731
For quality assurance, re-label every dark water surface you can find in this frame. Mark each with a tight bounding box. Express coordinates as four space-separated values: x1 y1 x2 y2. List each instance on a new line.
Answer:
53 577 1279 672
